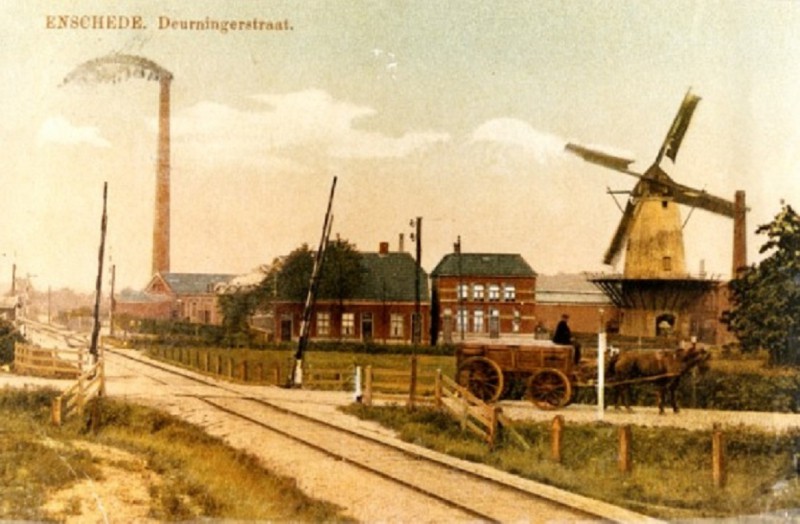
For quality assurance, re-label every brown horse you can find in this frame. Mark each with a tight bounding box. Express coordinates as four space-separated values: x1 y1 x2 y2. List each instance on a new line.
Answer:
608 346 710 414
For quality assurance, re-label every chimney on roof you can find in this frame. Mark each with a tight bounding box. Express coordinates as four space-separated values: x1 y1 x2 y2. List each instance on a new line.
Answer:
379 241 389 255
399 233 404 253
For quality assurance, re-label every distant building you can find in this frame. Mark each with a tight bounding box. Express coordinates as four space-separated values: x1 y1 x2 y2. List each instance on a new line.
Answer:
115 272 235 325
430 252 536 342
273 242 429 344
0 295 20 322
534 273 620 335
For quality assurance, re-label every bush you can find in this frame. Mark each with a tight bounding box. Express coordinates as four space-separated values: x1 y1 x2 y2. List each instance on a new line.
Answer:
0 320 23 365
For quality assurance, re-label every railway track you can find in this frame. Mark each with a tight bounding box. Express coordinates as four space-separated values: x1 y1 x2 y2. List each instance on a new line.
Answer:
101 347 654 523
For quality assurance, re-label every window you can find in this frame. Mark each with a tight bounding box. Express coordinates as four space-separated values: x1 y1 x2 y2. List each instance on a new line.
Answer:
488 284 500 301
473 310 484 333
513 309 521 333
390 314 404 338
473 284 485 301
663 256 672 272
504 285 516 301
456 308 468 333
341 313 355 337
457 283 469 300
316 312 330 336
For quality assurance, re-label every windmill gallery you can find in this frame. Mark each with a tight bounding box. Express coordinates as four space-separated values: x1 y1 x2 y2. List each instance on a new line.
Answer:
566 90 746 341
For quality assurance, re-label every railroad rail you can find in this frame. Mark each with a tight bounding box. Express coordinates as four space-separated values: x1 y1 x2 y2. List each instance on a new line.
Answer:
101 346 656 523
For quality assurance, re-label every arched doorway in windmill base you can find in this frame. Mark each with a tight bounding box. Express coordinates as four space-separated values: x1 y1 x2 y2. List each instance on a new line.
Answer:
656 313 676 337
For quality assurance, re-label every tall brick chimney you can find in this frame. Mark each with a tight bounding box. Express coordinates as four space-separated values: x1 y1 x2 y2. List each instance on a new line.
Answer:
152 75 171 275
732 190 747 278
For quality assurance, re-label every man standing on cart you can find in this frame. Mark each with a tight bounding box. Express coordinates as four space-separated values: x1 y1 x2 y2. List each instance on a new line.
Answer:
553 313 581 364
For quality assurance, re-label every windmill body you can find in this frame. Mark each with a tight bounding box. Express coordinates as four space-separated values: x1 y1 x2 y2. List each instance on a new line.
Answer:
566 91 744 342
624 195 686 279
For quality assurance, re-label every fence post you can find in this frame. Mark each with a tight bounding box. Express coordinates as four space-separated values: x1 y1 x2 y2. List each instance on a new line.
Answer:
76 375 86 416
216 355 223 375
273 363 281 385
203 352 209 372
407 355 418 410
227 357 234 378
712 423 726 488
551 415 564 463
488 405 501 449
435 369 442 409
240 360 247 381
99 360 106 397
619 425 632 473
51 396 63 426
363 365 373 406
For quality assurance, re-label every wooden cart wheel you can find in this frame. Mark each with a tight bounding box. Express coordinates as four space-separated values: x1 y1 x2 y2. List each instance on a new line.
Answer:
527 369 572 410
456 357 505 403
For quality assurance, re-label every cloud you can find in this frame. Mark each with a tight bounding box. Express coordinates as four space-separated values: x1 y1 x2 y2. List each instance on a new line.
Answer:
37 116 111 148
169 89 449 165
471 118 565 164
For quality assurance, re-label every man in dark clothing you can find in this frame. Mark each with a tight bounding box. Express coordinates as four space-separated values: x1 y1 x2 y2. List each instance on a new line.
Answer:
553 314 581 364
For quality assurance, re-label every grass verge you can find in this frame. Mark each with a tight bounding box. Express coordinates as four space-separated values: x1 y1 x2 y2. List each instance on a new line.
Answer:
0 386 352 522
342 403 800 520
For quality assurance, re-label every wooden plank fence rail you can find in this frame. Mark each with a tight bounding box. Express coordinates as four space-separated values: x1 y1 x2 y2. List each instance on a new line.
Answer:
361 358 441 408
51 360 105 426
149 347 284 385
438 373 503 448
14 343 88 379
305 366 355 390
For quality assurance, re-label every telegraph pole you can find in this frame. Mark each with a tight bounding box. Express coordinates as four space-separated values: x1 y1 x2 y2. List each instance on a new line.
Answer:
109 263 116 337
90 182 108 364
457 236 464 341
411 217 422 345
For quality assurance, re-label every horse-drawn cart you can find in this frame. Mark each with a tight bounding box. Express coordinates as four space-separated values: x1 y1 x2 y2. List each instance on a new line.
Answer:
455 340 583 409
455 339 710 412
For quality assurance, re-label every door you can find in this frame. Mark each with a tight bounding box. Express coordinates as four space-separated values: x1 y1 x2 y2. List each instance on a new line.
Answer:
280 316 292 342
361 312 373 341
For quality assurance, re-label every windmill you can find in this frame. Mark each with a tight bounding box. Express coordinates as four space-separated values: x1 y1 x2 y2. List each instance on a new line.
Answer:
565 90 747 340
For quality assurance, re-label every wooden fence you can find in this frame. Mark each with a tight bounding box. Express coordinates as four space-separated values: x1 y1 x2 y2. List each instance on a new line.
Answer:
51 360 105 426
361 356 440 407
14 343 89 379
150 347 283 384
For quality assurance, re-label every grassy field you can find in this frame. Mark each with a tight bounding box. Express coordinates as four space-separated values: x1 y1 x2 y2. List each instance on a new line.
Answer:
343 403 800 520
0 387 351 522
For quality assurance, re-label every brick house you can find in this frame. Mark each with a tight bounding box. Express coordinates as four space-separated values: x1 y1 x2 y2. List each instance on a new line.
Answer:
273 243 429 344
430 252 536 343
115 272 235 325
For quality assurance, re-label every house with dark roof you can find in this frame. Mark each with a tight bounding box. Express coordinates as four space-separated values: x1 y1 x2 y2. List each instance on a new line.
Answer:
115 272 236 325
430 251 537 342
272 242 429 344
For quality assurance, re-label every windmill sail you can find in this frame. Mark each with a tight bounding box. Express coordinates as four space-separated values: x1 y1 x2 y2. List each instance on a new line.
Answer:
604 197 638 265
564 142 636 174
657 90 701 164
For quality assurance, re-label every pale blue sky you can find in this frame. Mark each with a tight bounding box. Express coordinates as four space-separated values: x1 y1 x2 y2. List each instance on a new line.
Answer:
2 1 799 291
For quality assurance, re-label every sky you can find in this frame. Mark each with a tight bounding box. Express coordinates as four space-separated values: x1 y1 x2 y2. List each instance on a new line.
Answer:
1 0 799 293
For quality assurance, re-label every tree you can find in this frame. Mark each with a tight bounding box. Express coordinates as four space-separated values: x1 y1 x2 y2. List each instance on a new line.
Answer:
725 204 800 365
219 239 363 338
276 239 363 302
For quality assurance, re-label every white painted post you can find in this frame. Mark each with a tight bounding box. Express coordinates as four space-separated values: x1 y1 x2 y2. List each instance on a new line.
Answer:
597 308 606 421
